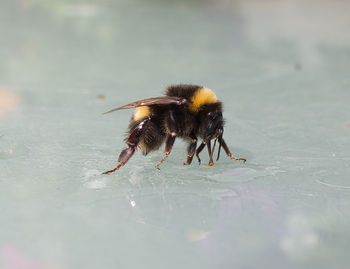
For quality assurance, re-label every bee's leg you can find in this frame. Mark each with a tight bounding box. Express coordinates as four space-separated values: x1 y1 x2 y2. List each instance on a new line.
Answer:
103 146 135 174
103 118 149 174
221 139 246 162
204 140 214 166
155 134 176 169
195 142 205 164
183 134 197 165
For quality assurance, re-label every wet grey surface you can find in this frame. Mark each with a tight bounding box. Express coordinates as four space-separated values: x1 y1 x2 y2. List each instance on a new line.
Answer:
1 0 350 268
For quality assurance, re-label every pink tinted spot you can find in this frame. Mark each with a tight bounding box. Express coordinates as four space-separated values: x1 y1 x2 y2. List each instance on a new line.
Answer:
0 246 43 269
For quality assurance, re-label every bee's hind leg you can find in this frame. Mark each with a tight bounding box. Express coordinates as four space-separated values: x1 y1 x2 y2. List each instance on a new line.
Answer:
204 140 214 166
103 118 149 174
103 146 135 174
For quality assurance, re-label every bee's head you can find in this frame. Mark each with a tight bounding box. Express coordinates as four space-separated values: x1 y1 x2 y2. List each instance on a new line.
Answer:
198 102 225 161
198 103 224 142
203 111 224 142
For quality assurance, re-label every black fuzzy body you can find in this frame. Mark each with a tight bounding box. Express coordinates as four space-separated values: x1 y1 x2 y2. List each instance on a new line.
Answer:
126 84 223 155
102 83 246 175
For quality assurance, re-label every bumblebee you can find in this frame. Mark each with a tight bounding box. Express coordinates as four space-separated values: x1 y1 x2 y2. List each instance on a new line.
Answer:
103 84 246 174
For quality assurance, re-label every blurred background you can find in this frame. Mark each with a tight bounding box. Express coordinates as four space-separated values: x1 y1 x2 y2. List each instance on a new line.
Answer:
1 0 350 268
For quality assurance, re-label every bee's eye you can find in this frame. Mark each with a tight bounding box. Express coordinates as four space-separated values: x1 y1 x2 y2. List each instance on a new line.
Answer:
207 112 215 118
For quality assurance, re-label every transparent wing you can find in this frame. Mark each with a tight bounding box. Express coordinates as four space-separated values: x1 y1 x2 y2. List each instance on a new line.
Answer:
103 96 188 114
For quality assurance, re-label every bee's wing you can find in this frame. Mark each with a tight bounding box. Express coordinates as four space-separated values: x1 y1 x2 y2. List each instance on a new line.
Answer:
103 96 188 114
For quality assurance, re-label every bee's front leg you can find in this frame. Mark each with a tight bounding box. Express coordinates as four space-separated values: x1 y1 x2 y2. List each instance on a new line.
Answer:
205 140 214 166
183 134 197 165
221 138 246 163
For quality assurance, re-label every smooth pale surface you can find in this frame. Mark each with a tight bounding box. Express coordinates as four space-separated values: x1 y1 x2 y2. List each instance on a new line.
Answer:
1 0 350 268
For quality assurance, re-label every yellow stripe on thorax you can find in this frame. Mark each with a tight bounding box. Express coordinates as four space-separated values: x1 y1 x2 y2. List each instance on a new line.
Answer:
189 87 218 112
133 106 151 121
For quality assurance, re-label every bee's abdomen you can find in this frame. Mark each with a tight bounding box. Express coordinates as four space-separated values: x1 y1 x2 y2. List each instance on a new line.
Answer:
140 120 164 155
133 106 151 121
128 116 164 156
